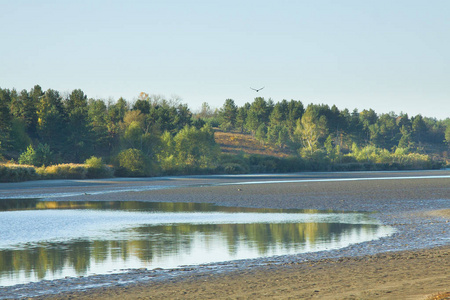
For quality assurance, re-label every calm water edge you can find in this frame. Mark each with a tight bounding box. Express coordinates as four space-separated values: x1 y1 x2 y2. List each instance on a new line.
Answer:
0 199 393 286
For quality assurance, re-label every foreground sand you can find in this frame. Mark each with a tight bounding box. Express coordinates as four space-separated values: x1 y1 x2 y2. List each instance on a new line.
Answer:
1 171 449 299
40 244 450 300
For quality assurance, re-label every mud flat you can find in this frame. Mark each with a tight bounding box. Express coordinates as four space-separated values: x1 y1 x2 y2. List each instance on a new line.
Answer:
1 170 449 299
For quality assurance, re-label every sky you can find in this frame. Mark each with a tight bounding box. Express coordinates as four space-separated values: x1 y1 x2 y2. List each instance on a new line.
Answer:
1 0 449 119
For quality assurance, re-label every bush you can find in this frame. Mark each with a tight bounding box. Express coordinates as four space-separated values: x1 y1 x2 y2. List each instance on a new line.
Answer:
37 164 87 179
0 163 38 182
205 116 220 128
18 145 36 165
19 143 54 166
115 148 154 177
221 163 248 174
218 154 250 173
346 145 433 170
219 121 233 132
84 156 114 178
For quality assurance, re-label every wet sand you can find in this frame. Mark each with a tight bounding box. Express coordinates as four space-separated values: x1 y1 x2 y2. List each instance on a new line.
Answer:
39 244 450 300
1 170 449 299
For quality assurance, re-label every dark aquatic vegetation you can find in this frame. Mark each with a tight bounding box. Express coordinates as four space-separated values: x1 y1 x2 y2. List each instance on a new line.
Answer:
0 200 393 287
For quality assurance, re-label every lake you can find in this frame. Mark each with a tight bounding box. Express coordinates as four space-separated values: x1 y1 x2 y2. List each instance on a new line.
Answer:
0 199 394 287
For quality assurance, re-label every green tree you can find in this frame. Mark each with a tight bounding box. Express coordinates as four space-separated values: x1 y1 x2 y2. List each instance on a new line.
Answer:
444 123 450 147
146 99 192 134
359 109 378 145
10 118 31 152
249 97 271 125
173 103 192 131
218 99 237 131
173 124 220 168
26 85 43 139
10 89 24 119
255 124 267 143
37 89 67 155
269 102 286 127
109 97 129 123
398 125 414 150
236 104 249 133
133 93 151 114
277 126 290 148
375 113 400 150
324 135 337 162
116 148 153 176
286 100 304 130
88 99 113 157
19 143 53 166
294 107 328 156
0 89 12 153
266 124 280 145
346 109 363 145
64 89 91 162
245 97 272 134
412 114 427 145
245 109 259 134
18 145 36 165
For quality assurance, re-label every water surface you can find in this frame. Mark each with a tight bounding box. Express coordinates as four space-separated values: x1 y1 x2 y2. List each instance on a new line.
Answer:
0 200 393 286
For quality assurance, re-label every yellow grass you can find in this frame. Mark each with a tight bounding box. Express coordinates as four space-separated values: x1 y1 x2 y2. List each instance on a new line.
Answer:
427 292 450 300
214 130 294 158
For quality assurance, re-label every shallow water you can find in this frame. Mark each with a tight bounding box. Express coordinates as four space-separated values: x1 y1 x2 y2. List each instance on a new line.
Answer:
0 200 393 287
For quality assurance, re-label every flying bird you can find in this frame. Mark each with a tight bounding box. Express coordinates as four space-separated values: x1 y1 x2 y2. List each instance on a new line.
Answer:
250 86 264 92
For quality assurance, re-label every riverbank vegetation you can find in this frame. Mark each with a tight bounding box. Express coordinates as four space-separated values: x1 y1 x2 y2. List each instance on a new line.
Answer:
0 85 449 181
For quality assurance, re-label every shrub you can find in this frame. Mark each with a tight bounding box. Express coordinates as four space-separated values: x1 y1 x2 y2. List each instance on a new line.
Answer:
222 163 247 174
18 143 54 166
115 148 153 177
18 145 36 165
34 143 54 166
38 164 87 179
84 156 114 178
346 145 433 170
0 163 38 182
219 121 233 132
218 154 250 173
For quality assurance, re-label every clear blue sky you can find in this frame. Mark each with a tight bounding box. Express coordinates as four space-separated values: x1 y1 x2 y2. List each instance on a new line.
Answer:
1 0 449 119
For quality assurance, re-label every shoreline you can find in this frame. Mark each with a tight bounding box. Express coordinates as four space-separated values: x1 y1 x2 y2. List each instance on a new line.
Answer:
0 170 449 299
35 245 450 300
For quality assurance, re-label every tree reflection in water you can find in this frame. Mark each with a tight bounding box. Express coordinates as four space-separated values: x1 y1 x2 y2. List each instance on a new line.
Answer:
0 200 391 286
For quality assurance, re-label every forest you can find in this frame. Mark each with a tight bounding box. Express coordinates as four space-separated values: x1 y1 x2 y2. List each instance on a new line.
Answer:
0 85 449 181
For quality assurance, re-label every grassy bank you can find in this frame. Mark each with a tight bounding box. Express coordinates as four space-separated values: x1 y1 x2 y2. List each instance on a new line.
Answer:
1 153 444 183
0 163 114 182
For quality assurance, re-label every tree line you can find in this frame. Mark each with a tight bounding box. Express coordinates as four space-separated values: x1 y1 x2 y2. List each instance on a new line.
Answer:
216 97 449 161
0 85 449 177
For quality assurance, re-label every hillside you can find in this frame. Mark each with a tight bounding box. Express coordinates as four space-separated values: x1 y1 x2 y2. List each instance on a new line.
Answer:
214 129 295 158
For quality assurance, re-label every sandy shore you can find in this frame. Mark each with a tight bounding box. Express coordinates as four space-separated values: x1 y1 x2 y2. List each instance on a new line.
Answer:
38 244 450 300
1 171 449 299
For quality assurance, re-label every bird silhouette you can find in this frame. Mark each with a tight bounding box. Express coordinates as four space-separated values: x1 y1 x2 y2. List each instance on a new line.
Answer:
250 86 264 92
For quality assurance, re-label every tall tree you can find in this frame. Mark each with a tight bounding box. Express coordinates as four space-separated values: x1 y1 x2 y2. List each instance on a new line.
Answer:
218 99 238 131
294 106 328 157
64 89 91 162
287 100 304 130
236 103 250 133
375 113 400 150
445 124 450 147
359 109 378 145
26 85 43 139
133 93 151 114
37 89 67 156
412 114 427 145
88 98 112 156
269 102 286 127
0 89 12 154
